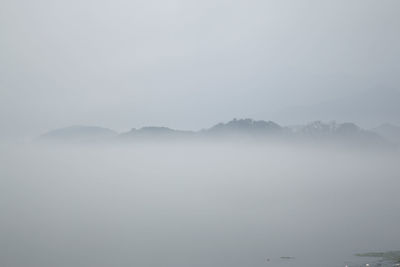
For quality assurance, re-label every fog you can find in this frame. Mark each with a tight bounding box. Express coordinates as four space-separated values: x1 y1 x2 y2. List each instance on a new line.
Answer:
1 0 400 138
1 142 399 267
1 0 400 265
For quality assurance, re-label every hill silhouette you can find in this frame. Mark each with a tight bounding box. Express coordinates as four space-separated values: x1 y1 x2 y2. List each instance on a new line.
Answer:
38 119 396 148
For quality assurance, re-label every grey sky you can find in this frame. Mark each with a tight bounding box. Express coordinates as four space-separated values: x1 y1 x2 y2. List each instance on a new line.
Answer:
1 0 399 138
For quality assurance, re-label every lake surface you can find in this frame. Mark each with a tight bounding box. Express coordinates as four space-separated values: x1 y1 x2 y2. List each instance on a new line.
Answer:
1 142 399 267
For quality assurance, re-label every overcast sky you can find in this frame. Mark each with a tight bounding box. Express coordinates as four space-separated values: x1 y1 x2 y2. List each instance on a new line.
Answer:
1 0 399 138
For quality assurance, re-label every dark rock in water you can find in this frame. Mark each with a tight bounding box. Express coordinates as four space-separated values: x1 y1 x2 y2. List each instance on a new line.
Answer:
354 251 400 267
280 256 295 259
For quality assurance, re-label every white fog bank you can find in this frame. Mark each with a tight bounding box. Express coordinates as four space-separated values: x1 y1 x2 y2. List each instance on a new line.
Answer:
1 142 399 267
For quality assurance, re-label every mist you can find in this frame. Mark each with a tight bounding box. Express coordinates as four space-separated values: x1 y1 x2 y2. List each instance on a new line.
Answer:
1 0 400 266
1 142 399 267
1 0 400 138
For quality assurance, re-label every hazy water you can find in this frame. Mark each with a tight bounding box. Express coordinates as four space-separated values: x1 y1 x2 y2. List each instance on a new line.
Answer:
1 142 399 267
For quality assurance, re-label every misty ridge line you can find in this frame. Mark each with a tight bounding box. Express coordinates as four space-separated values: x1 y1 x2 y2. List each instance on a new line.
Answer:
38 118 400 147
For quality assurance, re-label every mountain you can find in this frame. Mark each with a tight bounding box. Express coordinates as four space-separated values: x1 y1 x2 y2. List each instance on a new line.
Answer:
37 119 393 147
204 119 384 145
206 118 283 135
289 121 386 146
120 126 194 140
39 126 117 143
371 123 400 145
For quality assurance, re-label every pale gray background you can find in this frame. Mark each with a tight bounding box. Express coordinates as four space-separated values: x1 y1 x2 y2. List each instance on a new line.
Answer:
1 0 400 139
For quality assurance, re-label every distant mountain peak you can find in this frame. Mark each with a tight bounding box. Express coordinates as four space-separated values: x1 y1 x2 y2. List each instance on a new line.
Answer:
130 126 177 133
120 126 194 140
300 121 361 134
208 118 282 133
38 118 394 148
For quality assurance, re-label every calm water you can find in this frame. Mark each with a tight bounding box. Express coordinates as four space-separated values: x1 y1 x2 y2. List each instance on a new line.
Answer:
1 142 399 267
